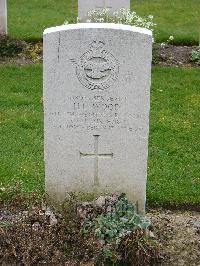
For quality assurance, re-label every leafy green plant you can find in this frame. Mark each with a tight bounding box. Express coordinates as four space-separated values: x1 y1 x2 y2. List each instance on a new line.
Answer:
82 195 160 265
84 195 150 243
0 35 25 57
191 47 200 64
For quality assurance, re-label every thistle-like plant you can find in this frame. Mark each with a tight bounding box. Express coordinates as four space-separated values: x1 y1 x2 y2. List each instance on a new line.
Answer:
83 195 150 244
82 195 159 264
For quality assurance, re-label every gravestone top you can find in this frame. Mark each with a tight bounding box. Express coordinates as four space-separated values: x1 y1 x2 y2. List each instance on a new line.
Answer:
44 23 152 214
44 23 152 36
78 0 130 22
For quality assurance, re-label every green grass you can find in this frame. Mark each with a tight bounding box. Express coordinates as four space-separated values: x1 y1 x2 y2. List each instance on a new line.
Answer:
7 0 200 44
148 66 200 206
0 65 199 206
0 65 44 193
8 0 75 41
132 0 200 44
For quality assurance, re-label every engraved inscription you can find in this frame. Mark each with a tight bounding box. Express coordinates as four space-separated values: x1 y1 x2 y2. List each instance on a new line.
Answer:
80 135 113 186
73 41 119 91
48 94 147 133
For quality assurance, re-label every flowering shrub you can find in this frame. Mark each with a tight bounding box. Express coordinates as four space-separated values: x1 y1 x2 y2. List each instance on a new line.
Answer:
64 8 156 34
86 8 156 33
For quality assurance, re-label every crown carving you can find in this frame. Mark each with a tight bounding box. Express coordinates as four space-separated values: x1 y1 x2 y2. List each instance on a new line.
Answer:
90 40 105 50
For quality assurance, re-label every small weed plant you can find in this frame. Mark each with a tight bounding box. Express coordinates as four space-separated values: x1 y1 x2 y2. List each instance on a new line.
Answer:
0 35 42 61
84 195 150 242
83 195 160 265
0 35 25 57
191 46 200 64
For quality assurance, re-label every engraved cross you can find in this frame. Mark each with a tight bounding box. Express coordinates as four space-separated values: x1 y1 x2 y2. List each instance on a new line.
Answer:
95 0 112 11
80 135 113 186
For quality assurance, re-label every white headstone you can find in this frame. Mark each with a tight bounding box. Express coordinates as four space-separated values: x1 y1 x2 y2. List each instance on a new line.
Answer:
78 0 130 22
43 23 152 213
0 0 7 34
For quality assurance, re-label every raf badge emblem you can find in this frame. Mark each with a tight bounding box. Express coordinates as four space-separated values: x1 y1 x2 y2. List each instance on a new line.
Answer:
71 41 119 91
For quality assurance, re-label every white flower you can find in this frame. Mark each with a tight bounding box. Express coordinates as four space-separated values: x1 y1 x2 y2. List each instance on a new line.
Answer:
85 8 156 33
161 43 166 47
169 35 174 41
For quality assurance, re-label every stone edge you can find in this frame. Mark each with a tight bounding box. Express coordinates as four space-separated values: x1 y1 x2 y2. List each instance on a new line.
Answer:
43 23 152 37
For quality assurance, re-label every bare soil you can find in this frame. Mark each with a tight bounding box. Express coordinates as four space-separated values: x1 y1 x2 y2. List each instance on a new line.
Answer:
1 202 199 265
148 209 200 266
153 44 200 67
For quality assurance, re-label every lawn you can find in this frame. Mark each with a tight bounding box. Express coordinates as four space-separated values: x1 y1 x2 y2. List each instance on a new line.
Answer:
0 65 199 206
7 0 200 44
132 0 200 45
148 66 200 206
0 65 44 194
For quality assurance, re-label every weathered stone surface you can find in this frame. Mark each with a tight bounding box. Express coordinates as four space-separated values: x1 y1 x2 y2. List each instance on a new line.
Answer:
43 23 152 213
0 0 7 34
78 0 130 22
